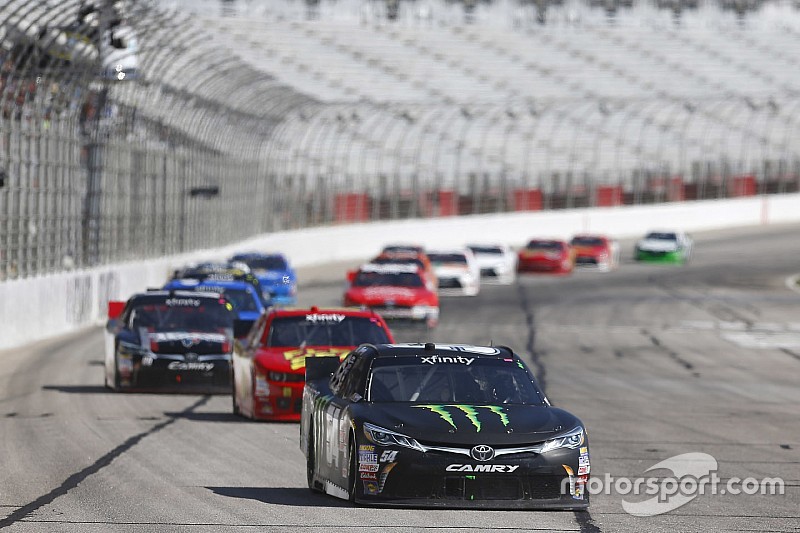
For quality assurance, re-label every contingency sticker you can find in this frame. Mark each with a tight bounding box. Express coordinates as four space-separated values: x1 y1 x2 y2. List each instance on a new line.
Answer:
283 347 350 371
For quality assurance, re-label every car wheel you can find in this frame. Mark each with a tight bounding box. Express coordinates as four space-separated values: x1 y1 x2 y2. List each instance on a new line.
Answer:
307 421 321 492
347 435 357 502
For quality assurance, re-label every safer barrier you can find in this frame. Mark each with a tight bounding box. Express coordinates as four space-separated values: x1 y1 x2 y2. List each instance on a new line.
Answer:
2 193 798 351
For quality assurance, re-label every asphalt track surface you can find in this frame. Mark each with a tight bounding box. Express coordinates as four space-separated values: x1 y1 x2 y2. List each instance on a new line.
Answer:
1 224 799 532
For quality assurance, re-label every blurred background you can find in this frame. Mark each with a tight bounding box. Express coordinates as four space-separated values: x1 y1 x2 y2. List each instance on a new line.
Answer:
2 0 800 280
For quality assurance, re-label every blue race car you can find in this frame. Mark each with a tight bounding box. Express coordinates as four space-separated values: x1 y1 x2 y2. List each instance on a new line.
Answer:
163 278 266 335
229 253 297 305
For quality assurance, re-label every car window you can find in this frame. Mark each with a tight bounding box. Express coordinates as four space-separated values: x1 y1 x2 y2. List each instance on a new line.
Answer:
266 315 391 347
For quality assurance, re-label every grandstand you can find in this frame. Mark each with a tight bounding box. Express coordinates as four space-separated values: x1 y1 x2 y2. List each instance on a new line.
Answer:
177 0 800 210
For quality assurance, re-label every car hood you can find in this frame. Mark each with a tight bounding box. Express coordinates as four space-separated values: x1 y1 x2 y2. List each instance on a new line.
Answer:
637 239 678 252
346 286 431 305
254 345 352 373
355 403 579 446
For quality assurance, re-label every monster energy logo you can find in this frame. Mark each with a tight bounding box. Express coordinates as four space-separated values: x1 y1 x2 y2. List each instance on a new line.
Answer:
413 405 509 432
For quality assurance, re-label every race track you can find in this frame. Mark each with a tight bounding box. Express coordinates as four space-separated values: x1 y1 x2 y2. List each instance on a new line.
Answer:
1 224 798 532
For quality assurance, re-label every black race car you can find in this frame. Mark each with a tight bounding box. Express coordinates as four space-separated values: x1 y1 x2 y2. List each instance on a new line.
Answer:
104 290 246 393
300 343 590 509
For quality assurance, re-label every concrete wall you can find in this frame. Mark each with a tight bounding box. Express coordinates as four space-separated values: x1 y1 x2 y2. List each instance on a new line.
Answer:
1 194 798 350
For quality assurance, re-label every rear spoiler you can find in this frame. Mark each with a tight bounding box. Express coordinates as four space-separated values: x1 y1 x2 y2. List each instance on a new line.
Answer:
306 356 342 382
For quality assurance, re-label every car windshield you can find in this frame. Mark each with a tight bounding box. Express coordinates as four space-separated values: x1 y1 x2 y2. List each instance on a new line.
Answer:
571 237 605 247
194 286 259 312
427 253 467 264
266 315 391 347
383 245 423 254
646 232 677 241
367 357 546 405
468 246 503 255
129 301 233 331
527 241 563 250
237 256 287 271
353 271 424 288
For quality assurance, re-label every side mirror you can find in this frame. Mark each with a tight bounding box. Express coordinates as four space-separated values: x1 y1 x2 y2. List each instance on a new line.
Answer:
346 270 357 284
106 318 120 333
233 319 254 339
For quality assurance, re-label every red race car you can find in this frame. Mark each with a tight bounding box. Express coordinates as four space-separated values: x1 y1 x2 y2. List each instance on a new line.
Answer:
517 239 575 274
232 307 394 421
344 263 439 328
570 234 620 271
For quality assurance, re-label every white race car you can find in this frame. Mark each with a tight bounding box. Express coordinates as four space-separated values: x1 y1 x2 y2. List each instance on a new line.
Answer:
634 230 693 263
467 244 517 284
427 249 481 296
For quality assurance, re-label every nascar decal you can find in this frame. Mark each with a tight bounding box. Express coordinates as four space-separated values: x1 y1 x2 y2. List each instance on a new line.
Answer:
305 313 346 323
378 462 397 492
420 355 475 366
165 298 201 307
283 348 350 371
413 405 510 432
149 332 227 344
363 480 380 495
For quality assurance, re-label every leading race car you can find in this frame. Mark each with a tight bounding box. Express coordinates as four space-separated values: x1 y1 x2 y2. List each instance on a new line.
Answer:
634 230 693 263
467 244 517 284
301 343 590 509
232 307 394 421
104 290 244 393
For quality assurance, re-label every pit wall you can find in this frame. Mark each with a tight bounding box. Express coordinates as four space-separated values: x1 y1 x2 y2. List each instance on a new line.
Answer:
1 193 798 350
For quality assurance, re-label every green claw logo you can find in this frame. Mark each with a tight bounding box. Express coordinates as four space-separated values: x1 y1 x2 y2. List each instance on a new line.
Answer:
413 405 510 432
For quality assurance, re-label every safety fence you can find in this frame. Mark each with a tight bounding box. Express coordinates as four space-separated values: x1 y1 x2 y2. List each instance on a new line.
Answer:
2 0 800 281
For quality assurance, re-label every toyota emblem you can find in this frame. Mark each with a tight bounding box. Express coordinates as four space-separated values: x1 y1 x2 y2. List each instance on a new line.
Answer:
470 444 495 461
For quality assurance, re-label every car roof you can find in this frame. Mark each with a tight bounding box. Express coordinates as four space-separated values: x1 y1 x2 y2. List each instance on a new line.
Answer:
268 306 383 319
231 252 288 259
358 263 421 274
129 290 225 303
367 342 514 359
170 278 253 289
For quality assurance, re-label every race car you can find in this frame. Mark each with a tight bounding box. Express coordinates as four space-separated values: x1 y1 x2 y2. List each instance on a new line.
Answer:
634 230 693 263
517 239 575 274
467 244 517 284
231 307 394 421
569 234 620 271
171 263 268 301
367 251 438 287
104 290 246 393
300 342 590 509
229 252 298 305
163 278 266 336
427 249 481 296
344 264 439 328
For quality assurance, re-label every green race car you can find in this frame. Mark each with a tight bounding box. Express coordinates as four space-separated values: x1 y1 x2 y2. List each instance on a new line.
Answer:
634 231 693 263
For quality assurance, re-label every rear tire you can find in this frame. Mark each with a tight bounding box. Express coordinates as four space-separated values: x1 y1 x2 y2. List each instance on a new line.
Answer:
307 421 321 493
347 436 357 502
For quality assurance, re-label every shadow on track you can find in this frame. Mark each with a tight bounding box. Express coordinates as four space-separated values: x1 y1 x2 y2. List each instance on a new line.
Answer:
162 411 242 423
206 486 350 508
42 385 110 394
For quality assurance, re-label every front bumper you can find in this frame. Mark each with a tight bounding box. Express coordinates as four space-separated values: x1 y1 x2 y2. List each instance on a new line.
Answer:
353 443 589 509
118 358 232 394
517 259 572 274
252 379 304 421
